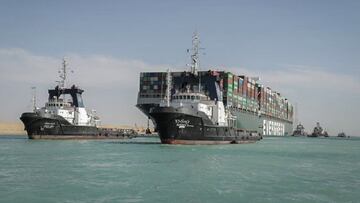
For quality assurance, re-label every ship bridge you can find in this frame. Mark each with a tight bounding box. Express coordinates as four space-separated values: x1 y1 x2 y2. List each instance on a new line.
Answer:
48 85 85 107
172 92 210 102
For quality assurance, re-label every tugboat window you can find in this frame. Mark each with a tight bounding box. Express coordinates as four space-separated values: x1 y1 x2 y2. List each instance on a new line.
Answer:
191 96 195 100
76 94 85 107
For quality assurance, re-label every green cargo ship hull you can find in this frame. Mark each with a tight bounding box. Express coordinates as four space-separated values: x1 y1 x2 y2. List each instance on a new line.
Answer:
233 109 293 136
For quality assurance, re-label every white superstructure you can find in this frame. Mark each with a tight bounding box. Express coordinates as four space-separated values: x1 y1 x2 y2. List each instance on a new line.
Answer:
158 32 229 127
33 59 100 127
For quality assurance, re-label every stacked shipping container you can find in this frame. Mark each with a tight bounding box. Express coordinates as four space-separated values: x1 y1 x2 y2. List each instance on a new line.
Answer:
223 73 257 113
220 71 293 122
139 72 167 98
138 71 294 122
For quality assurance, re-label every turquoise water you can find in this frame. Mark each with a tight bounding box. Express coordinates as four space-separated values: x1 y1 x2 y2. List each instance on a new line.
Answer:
0 136 359 203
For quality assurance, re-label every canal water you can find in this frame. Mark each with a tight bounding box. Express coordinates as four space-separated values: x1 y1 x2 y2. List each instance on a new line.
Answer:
0 135 359 203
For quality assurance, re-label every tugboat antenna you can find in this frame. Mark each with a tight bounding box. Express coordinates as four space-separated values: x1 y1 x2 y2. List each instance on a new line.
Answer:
166 69 172 107
294 102 299 128
59 57 67 89
31 86 36 112
190 32 200 76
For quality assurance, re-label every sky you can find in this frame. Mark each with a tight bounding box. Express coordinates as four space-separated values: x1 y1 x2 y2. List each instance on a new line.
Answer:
0 0 359 135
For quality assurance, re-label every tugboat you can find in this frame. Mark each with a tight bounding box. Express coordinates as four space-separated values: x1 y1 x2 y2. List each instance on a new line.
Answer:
147 34 262 144
292 123 306 136
337 132 347 138
308 122 327 137
149 78 262 144
20 59 136 139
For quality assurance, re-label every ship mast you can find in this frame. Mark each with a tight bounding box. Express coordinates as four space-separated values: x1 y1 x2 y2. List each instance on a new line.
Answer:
190 32 200 76
59 58 67 89
166 69 172 107
31 86 36 112
294 102 299 128
55 58 70 102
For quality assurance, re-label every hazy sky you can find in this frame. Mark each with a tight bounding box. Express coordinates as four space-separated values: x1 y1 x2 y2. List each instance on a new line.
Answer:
0 0 359 135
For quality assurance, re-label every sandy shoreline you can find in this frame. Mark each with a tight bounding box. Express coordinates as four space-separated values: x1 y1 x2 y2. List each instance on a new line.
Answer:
0 122 26 135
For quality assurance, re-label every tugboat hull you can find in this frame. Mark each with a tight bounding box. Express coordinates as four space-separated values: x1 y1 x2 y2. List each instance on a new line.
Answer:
20 112 134 139
149 107 261 145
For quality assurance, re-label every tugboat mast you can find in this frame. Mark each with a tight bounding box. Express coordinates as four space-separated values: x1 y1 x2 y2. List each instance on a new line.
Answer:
166 69 172 107
59 58 67 89
190 32 200 76
31 86 36 112
189 31 203 93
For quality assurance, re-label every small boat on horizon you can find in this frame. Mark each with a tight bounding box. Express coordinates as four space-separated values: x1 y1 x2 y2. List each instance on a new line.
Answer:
337 132 349 138
308 122 328 137
292 123 307 136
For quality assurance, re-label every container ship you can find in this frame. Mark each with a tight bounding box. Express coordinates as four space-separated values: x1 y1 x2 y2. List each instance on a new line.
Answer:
20 59 136 139
137 33 294 144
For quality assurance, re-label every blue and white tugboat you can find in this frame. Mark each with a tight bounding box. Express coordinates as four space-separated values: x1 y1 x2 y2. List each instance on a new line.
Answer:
20 59 136 139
